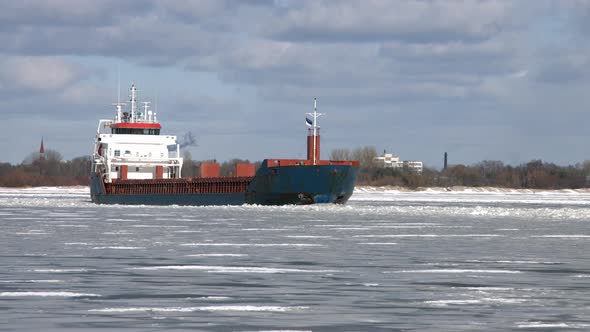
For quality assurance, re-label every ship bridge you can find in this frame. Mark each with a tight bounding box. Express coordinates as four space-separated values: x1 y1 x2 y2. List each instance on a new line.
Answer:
92 83 183 183
110 122 162 135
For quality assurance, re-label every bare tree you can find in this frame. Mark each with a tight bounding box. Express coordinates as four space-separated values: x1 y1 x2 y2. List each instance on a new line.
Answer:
181 151 195 177
329 148 351 160
22 149 63 165
352 146 377 167
220 159 251 176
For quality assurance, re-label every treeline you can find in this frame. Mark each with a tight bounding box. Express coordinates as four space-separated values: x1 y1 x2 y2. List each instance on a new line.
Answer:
332 147 590 189
0 150 91 187
0 150 259 187
2 147 590 189
360 160 590 189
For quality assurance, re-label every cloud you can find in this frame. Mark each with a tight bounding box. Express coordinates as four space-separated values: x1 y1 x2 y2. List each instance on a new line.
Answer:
154 0 234 24
0 0 150 27
0 1 589 166
163 92 244 121
265 0 513 43
379 39 512 62
0 56 91 94
58 84 112 107
533 54 590 84
0 0 239 61
0 18 223 61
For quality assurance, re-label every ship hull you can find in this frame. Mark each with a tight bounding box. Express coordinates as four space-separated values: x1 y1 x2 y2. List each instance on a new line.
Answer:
90 160 358 206
91 191 247 206
245 161 358 205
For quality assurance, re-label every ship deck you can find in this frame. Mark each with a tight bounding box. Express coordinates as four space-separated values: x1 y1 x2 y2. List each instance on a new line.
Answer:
104 177 254 195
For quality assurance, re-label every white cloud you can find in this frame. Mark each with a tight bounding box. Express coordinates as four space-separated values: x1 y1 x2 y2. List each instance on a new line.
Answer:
0 56 89 92
155 0 231 22
0 0 148 27
0 1 589 165
266 0 513 42
58 84 111 106
379 39 511 60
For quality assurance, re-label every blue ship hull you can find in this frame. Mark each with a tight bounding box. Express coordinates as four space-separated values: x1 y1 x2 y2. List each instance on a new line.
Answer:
245 161 358 205
90 160 359 206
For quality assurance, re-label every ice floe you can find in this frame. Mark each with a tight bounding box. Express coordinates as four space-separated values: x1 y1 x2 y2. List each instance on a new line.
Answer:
89 305 308 313
0 291 100 297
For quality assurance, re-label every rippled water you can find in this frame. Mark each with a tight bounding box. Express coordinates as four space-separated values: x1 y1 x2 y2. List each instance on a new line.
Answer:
1 187 590 331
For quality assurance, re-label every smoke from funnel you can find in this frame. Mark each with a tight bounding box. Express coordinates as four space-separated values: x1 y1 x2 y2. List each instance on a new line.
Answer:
179 132 198 149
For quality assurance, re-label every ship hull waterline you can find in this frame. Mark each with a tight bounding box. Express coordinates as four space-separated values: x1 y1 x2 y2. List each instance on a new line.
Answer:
90 161 359 206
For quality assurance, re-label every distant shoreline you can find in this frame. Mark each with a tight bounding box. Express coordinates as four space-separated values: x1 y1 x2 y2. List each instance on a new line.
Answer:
355 186 590 194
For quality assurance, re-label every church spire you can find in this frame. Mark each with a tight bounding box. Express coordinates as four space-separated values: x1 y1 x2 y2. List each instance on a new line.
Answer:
39 137 45 160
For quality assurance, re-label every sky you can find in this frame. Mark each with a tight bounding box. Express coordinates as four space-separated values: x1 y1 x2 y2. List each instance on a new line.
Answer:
1 0 590 168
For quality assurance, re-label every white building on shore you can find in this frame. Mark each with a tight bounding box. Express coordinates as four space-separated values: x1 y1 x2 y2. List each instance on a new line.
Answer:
374 152 423 174
374 153 403 168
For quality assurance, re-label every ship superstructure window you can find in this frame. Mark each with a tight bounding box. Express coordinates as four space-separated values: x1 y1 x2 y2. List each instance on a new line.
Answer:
114 150 120 157
125 150 131 156
111 128 160 135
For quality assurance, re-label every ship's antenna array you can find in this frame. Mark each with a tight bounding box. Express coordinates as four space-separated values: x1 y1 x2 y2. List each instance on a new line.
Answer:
306 98 324 136
112 82 163 123
154 91 158 122
112 68 127 122
143 101 151 121
117 65 121 104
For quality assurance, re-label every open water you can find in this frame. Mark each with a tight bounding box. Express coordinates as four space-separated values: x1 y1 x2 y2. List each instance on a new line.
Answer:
1 187 590 331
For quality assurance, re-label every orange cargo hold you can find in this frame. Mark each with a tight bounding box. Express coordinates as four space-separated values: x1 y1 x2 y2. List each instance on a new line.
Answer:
200 162 220 178
236 163 255 177
120 165 128 180
155 166 164 179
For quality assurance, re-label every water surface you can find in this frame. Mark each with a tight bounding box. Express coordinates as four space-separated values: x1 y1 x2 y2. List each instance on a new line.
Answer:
1 187 589 331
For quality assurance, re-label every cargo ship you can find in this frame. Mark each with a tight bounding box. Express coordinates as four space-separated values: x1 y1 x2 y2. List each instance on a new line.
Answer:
90 83 359 205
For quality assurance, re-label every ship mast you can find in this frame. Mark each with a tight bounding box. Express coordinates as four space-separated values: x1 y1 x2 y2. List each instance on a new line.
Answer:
112 73 126 122
130 83 138 122
306 98 324 165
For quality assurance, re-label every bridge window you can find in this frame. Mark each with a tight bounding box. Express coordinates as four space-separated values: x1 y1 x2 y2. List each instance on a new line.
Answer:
111 128 160 135
114 150 120 157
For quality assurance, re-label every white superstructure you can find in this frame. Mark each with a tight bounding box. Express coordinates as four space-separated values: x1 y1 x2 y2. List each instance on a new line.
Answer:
92 83 183 183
